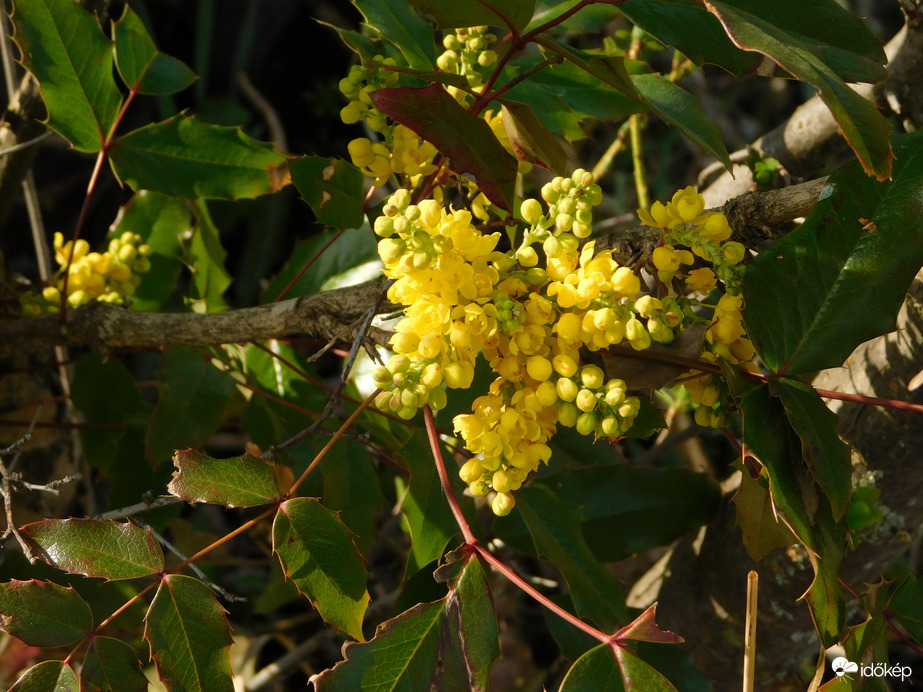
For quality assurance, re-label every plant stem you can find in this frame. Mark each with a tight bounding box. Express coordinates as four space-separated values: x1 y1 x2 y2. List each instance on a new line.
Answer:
424 405 476 545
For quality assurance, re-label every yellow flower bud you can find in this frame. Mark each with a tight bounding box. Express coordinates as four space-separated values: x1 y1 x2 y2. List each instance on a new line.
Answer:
491 492 515 516
526 355 553 382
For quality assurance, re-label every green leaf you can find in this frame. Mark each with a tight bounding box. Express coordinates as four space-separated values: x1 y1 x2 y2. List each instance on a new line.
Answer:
18 518 164 580
500 100 569 174
396 430 458 576
145 348 240 466
842 581 891 681
168 449 281 507
187 200 232 310
290 156 366 230
10 661 79 692
321 439 386 556
559 644 624 692
704 0 891 180
10 0 122 152
112 6 197 95
890 575 923 643
772 377 851 520
108 191 190 311
109 114 290 199
541 465 722 562
631 73 731 170
311 600 445 691
516 486 626 632
273 498 370 640
81 637 147 692
409 0 536 31
353 0 436 70
371 84 519 212
0 580 93 647
731 463 797 561
144 575 234 692
614 647 680 692
744 133 923 375
71 352 142 471
261 226 380 301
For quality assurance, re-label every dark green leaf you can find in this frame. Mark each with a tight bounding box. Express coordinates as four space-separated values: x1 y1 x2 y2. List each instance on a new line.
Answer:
10 661 79 692
517 486 626 632
322 439 386 556
81 637 147 692
273 498 370 640
112 6 196 95
744 133 923 375
705 0 891 180
539 42 640 101
542 465 722 562
0 580 93 647
409 0 536 31
772 377 851 520
614 646 680 692
731 463 797 561
311 600 445 691
168 449 281 507
110 114 290 199
10 0 122 151
631 73 731 170
353 0 436 70
19 518 164 580
145 347 240 466
372 84 518 212
71 353 142 471
500 101 569 174
290 156 366 230
144 575 234 692
890 575 923 643
843 580 890 680
187 200 232 310
559 644 624 692
397 430 458 576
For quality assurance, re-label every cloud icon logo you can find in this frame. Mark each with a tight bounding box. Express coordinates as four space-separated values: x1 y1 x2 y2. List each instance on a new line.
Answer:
832 657 859 678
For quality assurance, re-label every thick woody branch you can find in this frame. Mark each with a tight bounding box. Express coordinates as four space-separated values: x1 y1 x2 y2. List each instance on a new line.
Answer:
1 276 395 357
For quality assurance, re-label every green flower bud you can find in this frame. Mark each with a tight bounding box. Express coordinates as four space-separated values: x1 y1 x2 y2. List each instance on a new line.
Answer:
576 412 598 436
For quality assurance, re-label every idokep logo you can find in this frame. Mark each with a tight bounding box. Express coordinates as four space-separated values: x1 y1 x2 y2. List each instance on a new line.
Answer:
831 656 913 683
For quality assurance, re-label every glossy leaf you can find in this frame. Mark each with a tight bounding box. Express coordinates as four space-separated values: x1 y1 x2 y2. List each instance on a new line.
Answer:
0 580 93 647
372 84 518 212
109 114 290 199
397 431 458 576
731 463 797 561
273 498 370 640
615 605 682 645
540 42 640 101
168 449 281 507
112 6 196 95
81 637 147 692
108 191 190 311
10 0 122 152
500 101 569 174
632 73 732 170
704 1 891 180
10 661 79 692
145 348 241 466
144 575 234 692
290 156 366 230
516 486 626 632
541 465 722 563
409 0 535 30
744 133 923 375
772 377 851 520
354 0 436 70
19 518 164 580
71 352 143 471
890 575 923 643
615 647 680 692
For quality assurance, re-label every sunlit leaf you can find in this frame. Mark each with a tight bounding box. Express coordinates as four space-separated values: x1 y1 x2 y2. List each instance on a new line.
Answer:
19 518 164 580
731 463 797 561
10 661 79 692
409 0 535 30
144 575 234 692
81 637 147 692
112 5 196 95
273 498 370 640
353 0 436 70
744 133 923 375
290 156 366 230
615 605 682 645
187 200 232 310
0 580 93 647
110 114 290 199
10 0 122 151
168 449 280 507
500 100 569 174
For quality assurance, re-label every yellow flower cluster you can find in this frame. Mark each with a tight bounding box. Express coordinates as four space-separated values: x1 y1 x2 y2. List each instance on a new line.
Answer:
20 231 153 316
637 186 757 426
437 26 498 88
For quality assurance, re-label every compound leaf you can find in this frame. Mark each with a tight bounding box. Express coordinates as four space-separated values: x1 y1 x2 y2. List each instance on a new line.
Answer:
0 580 93 647
112 5 196 95
144 575 234 692
168 449 281 507
81 637 147 692
19 518 164 580
273 498 370 640
290 156 366 230
10 661 79 692
353 0 436 70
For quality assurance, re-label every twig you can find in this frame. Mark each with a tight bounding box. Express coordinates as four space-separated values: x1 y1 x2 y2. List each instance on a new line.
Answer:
742 570 758 692
94 495 186 521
